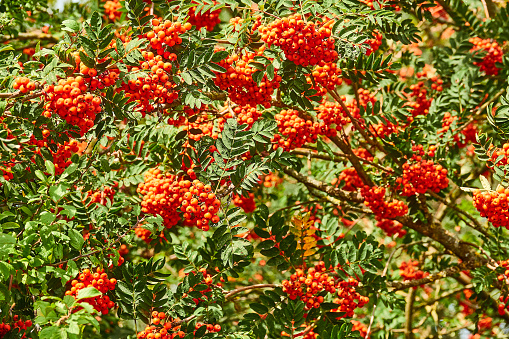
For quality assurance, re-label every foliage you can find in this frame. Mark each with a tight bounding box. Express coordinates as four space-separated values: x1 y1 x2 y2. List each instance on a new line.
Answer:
2 0 509 338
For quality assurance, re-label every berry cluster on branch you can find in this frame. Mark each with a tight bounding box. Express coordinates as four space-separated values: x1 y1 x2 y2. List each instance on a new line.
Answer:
361 186 408 218
0 317 32 339
213 47 282 107
137 168 220 231
281 262 368 316
469 37 503 76
259 14 337 66
473 187 509 228
65 268 117 314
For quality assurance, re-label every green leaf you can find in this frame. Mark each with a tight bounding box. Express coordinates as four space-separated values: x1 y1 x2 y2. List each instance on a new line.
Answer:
62 20 81 33
250 302 268 314
61 163 78 178
76 287 102 300
0 233 16 245
45 160 55 176
49 183 70 202
68 229 85 250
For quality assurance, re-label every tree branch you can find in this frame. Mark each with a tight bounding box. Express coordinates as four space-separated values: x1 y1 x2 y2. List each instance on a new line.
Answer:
224 284 279 299
404 287 416 339
0 32 59 43
282 167 364 204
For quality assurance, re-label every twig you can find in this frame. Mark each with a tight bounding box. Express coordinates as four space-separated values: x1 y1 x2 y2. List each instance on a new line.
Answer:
0 32 59 43
47 216 146 267
414 284 472 308
171 315 196 327
292 148 392 173
428 190 490 238
404 287 416 339
281 167 363 203
328 88 387 156
387 264 465 290
365 241 426 338
224 284 279 299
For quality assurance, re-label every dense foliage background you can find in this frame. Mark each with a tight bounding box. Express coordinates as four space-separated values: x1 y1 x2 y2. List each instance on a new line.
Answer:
2 0 509 337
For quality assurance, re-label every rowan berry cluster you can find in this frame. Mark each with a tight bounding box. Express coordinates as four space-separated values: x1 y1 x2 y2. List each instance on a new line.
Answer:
310 62 343 90
87 68 120 91
103 0 122 21
259 172 283 188
411 144 436 158
28 138 80 175
357 88 377 108
301 330 318 339
351 320 369 338
12 77 37 93
0 317 32 339
375 217 406 238
438 112 458 135
120 50 178 113
259 14 337 66
281 328 318 338
23 47 36 58
353 147 373 161
213 47 282 107
135 226 155 244
233 193 256 213
273 109 333 150
184 268 221 305
282 265 337 308
360 186 408 218
282 262 368 315
86 185 116 205
332 149 372 191
316 101 351 127
65 268 117 314
331 277 369 318
43 76 101 136
469 37 503 76
168 113 224 141
397 159 449 196
137 168 220 231
229 16 243 30
332 168 363 191
488 142 509 167
473 187 509 228
405 81 432 119
399 260 429 282
439 113 477 148
50 140 81 175
145 19 192 56
497 260 509 283
458 289 475 316
0 165 13 184
366 30 382 56
427 4 448 19
187 1 221 31
231 105 262 127
370 116 399 138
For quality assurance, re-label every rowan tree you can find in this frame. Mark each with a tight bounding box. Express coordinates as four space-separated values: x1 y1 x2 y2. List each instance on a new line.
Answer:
0 0 509 338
